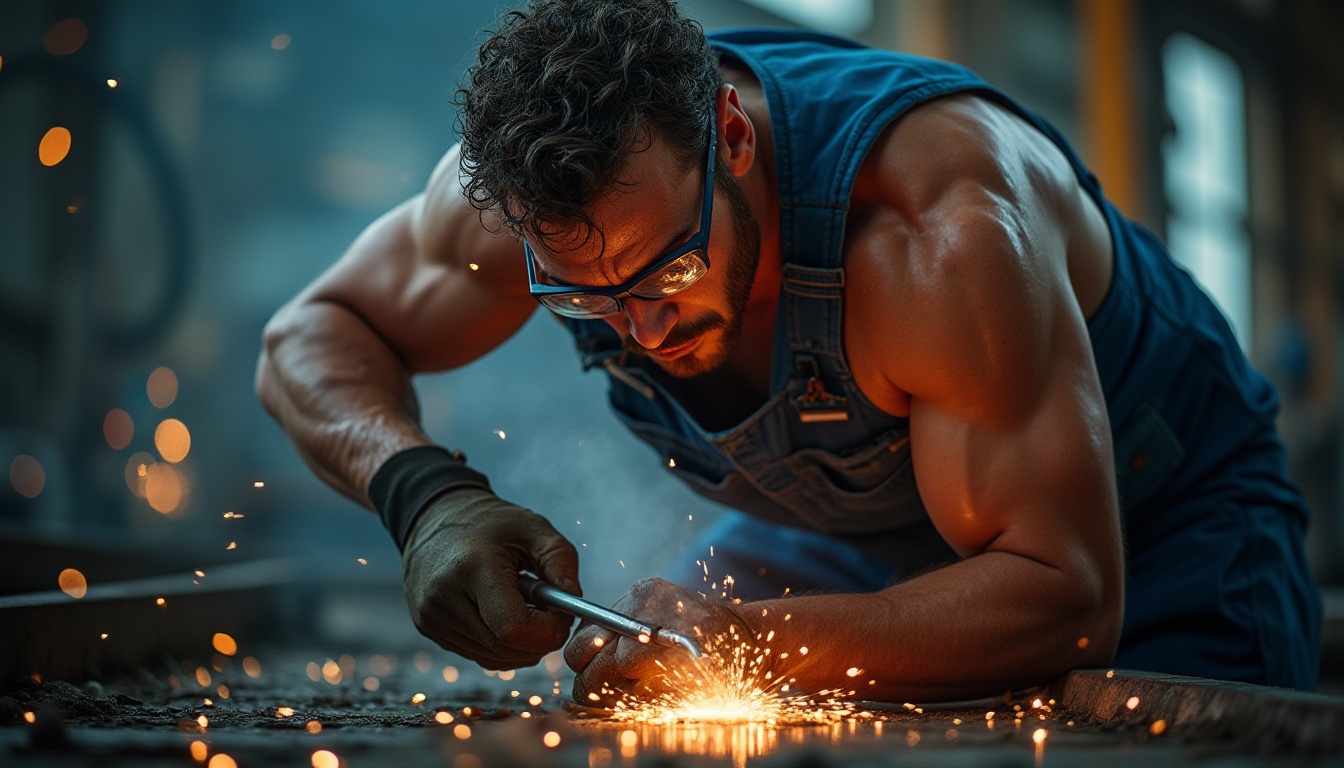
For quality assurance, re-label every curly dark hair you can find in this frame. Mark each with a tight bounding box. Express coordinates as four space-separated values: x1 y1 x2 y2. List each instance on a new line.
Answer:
456 0 723 250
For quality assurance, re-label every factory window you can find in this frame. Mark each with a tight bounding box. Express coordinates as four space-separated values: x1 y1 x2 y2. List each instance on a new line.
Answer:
740 0 872 36
1161 32 1252 353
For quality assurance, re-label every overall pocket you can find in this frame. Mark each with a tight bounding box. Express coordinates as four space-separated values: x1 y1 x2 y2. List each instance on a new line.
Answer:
1113 403 1185 512
781 428 928 534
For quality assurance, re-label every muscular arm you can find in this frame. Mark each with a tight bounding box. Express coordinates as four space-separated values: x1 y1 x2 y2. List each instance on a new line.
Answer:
742 98 1124 701
255 145 536 505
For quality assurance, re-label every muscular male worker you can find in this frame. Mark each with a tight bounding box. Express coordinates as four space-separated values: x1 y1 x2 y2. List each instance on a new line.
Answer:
257 0 1321 703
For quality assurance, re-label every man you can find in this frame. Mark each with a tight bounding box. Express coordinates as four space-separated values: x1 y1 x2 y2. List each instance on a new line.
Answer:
257 0 1321 703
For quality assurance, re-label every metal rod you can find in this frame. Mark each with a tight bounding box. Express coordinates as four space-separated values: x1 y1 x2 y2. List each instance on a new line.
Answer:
517 574 702 658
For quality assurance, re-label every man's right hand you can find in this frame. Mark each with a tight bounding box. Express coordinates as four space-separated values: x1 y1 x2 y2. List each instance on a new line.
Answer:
400 486 580 669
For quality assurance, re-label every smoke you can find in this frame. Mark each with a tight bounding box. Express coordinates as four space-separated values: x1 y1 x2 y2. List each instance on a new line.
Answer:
419 313 723 607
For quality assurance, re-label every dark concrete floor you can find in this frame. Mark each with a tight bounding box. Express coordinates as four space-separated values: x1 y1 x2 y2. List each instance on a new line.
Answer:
2 644 1339 767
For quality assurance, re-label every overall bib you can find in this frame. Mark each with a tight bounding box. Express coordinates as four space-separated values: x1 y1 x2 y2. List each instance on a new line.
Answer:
561 29 1322 689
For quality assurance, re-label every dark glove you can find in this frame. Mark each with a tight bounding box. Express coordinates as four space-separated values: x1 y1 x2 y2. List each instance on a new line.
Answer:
400 486 580 669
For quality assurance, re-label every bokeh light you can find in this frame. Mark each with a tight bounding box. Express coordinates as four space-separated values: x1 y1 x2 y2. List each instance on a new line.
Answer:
38 127 72 166
58 568 88 598
154 418 191 463
124 451 154 497
147 367 179 408
212 633 238 656
43 19 88 55
9 455 45 499
207 754 236 768
144 462 186 513
103 409 134 450
311 750 338 768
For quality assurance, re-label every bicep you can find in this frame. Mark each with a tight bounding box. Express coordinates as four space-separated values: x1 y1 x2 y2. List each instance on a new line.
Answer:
301 145 537 373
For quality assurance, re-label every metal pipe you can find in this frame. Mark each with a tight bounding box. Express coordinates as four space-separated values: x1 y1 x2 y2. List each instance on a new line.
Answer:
517 575 702 659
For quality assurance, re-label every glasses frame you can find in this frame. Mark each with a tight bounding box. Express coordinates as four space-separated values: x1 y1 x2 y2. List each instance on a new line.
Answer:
524 119 717 318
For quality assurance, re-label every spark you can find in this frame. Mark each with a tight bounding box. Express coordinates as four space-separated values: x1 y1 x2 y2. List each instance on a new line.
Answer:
23 712 35 723
493 429 506 439
100 633 108 639
1033 728 1047 744
107 78 118 88
253 481 264 488
156 597 166 607
195 570 206 578
197 714 209 729
1126 696 1140 710
668 458 676 468
619 560 625 568
1106 669 1114 678
227 542 237 550
412 693 426 705
357 558 367 565
601 630 864 728
469 263 479 271
277 707 294 718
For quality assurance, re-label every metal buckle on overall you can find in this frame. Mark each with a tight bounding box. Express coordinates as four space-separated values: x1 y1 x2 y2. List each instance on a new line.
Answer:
792 358 849 423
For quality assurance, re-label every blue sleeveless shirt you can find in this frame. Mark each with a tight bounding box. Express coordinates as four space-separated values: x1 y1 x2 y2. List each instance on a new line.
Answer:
560 29 1300 576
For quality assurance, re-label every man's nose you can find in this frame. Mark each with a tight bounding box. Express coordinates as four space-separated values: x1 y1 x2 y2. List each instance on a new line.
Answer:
610 297 677 349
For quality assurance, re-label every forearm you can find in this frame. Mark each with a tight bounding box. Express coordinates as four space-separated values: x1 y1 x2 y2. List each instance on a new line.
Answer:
256 298 432 505
743 551 1120 703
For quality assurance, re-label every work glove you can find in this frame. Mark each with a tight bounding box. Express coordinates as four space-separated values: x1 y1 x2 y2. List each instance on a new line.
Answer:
400 486 580 669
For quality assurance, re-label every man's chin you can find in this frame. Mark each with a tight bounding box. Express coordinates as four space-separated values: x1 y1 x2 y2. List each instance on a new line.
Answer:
653 337 728 378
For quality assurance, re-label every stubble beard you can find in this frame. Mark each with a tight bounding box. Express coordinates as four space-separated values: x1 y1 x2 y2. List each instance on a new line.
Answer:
626 167 763 378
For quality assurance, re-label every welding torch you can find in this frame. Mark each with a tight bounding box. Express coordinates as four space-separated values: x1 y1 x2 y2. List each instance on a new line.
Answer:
517 574 703 659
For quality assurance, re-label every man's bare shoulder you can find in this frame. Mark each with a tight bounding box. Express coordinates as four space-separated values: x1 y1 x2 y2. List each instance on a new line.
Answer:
844 95 1080 417
414 143 533 295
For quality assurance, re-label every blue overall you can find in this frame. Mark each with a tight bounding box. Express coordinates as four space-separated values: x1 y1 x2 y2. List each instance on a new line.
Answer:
561 29 1322 689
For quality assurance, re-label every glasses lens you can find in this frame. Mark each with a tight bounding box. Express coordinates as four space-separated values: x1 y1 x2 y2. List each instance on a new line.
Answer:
630 250 708 298
538 293 620 318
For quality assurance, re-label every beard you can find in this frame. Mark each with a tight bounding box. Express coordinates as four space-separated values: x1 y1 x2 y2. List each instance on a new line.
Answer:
624 163 763 378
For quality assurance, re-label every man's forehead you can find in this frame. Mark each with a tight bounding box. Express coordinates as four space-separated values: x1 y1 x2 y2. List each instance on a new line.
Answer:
532 142 699 279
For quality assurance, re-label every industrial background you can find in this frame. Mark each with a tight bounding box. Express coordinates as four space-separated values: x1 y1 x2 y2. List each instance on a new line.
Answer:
2 1 1344 764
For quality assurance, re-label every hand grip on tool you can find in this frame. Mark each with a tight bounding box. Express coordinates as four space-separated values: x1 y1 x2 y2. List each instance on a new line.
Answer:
517 574 703 659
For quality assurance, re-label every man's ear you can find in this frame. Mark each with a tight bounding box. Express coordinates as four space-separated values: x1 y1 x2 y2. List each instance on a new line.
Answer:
717 84 755 179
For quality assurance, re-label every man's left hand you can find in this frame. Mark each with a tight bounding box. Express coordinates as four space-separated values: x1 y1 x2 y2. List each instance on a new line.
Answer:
564 577 754 706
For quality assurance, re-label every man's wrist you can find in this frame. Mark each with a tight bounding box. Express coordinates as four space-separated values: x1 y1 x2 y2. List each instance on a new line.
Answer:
368 445 491 550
